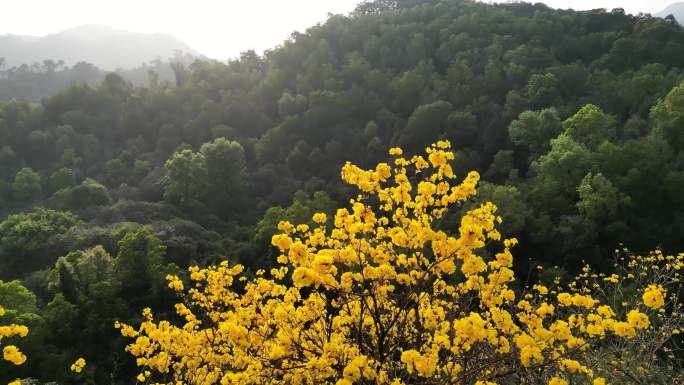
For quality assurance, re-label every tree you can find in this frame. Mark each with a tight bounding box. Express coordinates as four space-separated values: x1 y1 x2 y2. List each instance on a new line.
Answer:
447 110 478 148
576 172 630 221
0 146 18 180
119 142 683 385
526 73 561 109
0 208 80 276
51 178 110 211
277 92 308 118
11 167 41 202
47 245 114 302
199 138 248 216
162 149 209 205
396 100 452 150
42 245 125 384
42 293 79 346
530 133 595 207
49 168 76 192
563 104 616 149
0 280 39 319
47 257 80 303
113 227 166 304
484 150 516 183
651 81 684 151
509 108 563 160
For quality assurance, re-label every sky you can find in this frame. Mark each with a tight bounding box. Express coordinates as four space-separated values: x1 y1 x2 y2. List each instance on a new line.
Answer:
0 0 676 60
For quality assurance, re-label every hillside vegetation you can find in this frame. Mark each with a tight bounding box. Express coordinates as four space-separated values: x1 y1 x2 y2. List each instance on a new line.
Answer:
0 58 182 101
1 0 684 383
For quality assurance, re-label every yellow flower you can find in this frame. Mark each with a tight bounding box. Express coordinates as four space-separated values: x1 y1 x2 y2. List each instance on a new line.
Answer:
642 285 665 309
549 377 568 385
271 234 292 251
3 345 26 365
627 310 650 329
166 275 184 291
533 284 548 295
291 267 315 287
111 141 682 385
612 322 636 338
70 357 86 373
312 212 327 224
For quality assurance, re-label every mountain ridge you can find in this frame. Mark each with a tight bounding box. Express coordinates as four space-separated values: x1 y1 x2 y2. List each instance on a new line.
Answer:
0 24 201 70
656 2 684 22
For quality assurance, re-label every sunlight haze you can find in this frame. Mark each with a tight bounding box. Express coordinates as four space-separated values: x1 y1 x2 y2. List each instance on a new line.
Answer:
0 0 676 59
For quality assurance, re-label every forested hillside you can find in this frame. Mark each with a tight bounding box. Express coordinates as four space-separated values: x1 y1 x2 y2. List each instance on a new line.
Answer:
1 0 684 383
0 56 187 101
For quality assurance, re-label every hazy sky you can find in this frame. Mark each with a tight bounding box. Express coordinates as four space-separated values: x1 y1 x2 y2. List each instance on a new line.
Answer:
0 0 675 60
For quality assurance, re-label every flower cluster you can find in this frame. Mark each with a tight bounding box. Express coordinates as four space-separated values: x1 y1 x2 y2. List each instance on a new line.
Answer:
118 142 683 385
3 345 26 365
643 285 666 309
1 305 29 385
70 357 86 373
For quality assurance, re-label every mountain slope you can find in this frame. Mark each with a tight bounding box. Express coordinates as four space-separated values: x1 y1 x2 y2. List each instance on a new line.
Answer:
656 2 684 23
0 25 200 70
2 3 684 382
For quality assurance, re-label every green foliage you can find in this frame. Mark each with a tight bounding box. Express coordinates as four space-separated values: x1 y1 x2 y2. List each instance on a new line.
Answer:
398 100 452 150
0 1 684 382
0 208 80 276
51 178 110 211
113 227 166 303
651 81 684 151
49 167 76 192
0 280 38 318
12 167 41 202
531 134 595 203
509 108 562 160
199 138 248 217
0 59 177 102
563 104 617 149
576 172 630 221
162 150 209 204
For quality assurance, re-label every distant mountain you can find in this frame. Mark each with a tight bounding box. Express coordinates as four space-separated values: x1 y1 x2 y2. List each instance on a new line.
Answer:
0 25 201 70
656 2 684 23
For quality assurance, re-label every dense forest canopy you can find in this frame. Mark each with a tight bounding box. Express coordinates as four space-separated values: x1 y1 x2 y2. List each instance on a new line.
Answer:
1 0 684 383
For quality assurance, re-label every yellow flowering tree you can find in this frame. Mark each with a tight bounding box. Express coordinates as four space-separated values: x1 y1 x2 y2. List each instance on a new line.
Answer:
1 305 28 385
580 251 684 383
119 142 683 385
